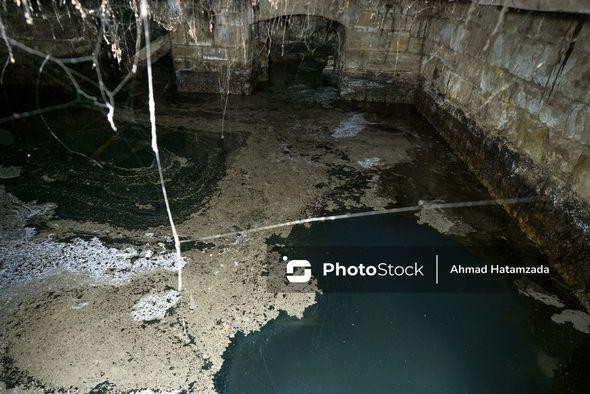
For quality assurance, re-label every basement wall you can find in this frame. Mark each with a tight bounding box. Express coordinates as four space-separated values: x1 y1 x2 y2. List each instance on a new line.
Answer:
416 1 590 307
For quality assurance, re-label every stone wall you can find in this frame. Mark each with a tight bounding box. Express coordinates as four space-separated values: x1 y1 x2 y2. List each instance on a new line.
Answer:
417 1 590 307
170 0 256 94
169 0 427 100
0 2 95 85
339 0 427 102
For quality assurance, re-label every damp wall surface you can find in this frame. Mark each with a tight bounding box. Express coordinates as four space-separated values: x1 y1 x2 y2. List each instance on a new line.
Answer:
169 0 427 101
417 2 590 308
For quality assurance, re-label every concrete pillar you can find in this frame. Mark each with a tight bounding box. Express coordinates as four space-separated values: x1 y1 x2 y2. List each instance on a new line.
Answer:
170 0 257 94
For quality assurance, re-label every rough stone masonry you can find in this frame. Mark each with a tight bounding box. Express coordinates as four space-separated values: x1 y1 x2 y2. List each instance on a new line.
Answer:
1 0 589 304
166 0 590 307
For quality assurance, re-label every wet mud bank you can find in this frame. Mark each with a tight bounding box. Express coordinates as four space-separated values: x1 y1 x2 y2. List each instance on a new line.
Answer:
416 86 590 310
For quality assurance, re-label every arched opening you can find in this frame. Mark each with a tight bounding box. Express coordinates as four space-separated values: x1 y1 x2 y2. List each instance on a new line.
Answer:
252 15 345 88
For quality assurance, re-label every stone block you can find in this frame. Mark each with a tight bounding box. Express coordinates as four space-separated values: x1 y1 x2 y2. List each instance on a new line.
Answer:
564 103 589 142
202 46 228 61
513 83 544 116
406 37 423 54
186 31 213 47
447 72 474 107
552 51 590 104
351 11 380 28
490 32 520 71
175 67 255 94
216 13 245 27
392 14 409 31
538 100 567 130
170 24 188 45
461 26 489 59
214 25 247 47
172 44 200 61
531 13 578 45
576 22 590 54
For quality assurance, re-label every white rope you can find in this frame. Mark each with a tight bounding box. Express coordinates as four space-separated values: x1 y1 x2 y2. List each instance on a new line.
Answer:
182 197 537 243
140 0 183 291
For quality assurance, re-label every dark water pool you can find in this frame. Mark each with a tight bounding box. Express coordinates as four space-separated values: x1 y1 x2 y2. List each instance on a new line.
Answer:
215 213 588 394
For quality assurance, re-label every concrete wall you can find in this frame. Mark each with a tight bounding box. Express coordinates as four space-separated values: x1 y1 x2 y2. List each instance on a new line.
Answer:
417 1 590 306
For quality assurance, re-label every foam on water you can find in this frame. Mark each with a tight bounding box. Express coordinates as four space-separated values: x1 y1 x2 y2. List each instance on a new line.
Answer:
358 157 381 168
0 186 185 288
0 165 21 179
331 114 367 138
551 309 590 334
131 290 181 322
516 278 564 308
0 237 185 288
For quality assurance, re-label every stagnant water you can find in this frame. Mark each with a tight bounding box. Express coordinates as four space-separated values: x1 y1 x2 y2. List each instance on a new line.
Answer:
217 217 548 393
1 56 589 392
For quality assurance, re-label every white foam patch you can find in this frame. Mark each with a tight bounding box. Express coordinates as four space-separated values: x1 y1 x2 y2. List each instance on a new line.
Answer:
0 186 185 288
131 290 181 322
516 279 564 308
551 309 590 334
0 237 185 288
331 114 367 138
415 201 473 237
522 289 564 308
0 165 21 179
358 157 381 168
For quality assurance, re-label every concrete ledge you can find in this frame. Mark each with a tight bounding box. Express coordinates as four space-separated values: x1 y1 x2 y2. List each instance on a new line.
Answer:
416 84 590 310
339 71 419 104
175 68 255 95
